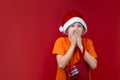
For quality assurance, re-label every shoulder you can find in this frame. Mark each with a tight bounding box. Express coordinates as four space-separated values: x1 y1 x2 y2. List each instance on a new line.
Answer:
55 37 68 43
52 37 68 55
82 37 95 48
56 37 66 40
82 37 93 44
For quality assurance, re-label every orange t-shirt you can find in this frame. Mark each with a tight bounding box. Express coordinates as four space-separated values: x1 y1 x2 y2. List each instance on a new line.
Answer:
52 37 97 80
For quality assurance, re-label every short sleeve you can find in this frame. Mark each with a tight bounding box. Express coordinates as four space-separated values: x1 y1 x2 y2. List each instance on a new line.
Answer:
86 39 97 58
52 37 65 55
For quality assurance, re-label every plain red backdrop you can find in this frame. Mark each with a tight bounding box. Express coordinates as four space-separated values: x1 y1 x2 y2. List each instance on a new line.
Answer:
0 0 120 80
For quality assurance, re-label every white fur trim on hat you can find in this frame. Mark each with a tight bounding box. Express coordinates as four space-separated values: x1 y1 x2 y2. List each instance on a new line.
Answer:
59 17 87 35
59 26 64 32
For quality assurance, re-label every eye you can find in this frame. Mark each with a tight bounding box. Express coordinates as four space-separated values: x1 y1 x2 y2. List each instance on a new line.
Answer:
78 24 83 27
70 24 74 27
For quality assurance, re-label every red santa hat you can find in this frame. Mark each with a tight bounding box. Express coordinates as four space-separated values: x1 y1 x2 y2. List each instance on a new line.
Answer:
59 10 87 35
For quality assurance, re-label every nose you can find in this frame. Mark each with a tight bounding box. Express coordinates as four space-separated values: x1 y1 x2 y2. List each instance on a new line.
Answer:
74 26 78 31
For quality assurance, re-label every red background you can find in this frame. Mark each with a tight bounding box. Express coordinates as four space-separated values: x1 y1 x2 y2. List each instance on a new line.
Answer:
0 0 120 80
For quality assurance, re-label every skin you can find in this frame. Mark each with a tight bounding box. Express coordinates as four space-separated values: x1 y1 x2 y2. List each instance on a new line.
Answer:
56 22 97 69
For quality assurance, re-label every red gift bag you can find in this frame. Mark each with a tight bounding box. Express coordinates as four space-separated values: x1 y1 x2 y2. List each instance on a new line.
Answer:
65 47 89 80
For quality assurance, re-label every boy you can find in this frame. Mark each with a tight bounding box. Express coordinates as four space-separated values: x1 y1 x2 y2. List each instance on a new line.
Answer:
52 10 97 80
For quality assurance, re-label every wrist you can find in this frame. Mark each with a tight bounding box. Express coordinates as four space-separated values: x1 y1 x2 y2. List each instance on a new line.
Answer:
71 43 76 48
78 44 83 52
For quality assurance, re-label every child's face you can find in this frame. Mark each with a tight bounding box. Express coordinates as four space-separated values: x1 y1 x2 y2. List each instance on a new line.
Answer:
67 22 84 36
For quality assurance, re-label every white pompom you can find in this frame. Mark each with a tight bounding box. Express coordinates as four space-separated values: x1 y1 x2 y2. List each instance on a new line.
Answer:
59 26 64 32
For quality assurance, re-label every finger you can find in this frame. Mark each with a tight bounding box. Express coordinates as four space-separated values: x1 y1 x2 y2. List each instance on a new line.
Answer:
75 31 79 38
77 31 80 36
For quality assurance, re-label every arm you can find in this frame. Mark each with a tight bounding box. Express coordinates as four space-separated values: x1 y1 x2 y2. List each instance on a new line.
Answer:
56 44 75 69
84 50 97 69
77 40 97 69
76 32 97 69
56 31 77 69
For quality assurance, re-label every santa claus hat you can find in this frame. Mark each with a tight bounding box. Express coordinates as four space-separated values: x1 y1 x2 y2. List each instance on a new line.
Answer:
59 10 87 35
